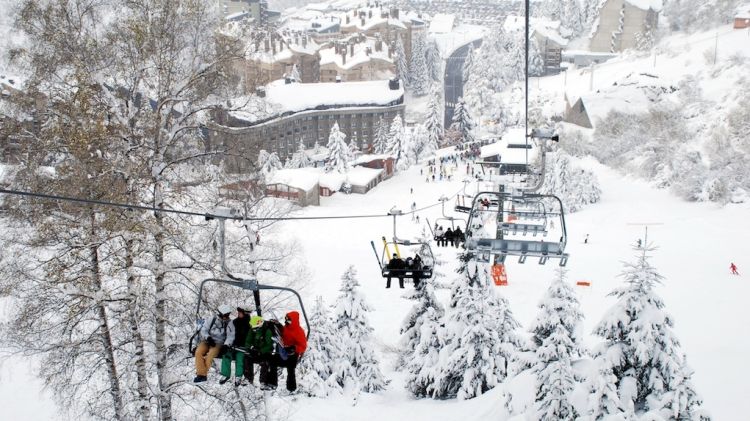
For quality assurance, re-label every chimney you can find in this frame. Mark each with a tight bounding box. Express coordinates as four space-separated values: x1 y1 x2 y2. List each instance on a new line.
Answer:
375 39 382 52
368 10 372 18
342 49 347 65
366 47 371 56
346 15 350 24
350 43 354 56
361 17 365 27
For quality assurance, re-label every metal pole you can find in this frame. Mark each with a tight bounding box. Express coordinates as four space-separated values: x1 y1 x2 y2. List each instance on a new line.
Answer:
524 0 530 166
713 32 718 65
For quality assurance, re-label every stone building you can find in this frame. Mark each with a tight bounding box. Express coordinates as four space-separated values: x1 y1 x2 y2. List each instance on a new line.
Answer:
589 0 660 52
318 36 395 82
209 79 405 174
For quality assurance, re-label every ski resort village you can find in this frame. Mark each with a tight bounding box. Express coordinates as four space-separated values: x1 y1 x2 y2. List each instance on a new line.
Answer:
1 0 750 420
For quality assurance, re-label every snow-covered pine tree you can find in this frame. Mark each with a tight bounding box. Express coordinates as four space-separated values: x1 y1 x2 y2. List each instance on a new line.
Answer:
285 139 312 169
586 363 626 419
424 89 443 149
395 34 410 87
332 266 387 397
410 31 429 96
398 246 444 369
589 248 709 419
405 306 443 397
462 44 475 84
539 149 601 213
529 268 586 420
258 149 283 175
387 115 405 164
298 296 344 397
581 0 602 31
529 36 545 77
325 122 351 173
373 116 390 154
449 98 475 146
398 126 415 171
561 0 584 36
348 136 361 157
428 253 524 400
409 123 431 164
425 39 443 82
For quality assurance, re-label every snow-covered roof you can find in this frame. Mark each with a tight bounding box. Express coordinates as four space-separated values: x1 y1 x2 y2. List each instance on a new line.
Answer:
353 154 394 165
429 14 455 34
736 3 750 19
480 128 538 164
319 40 392 70
267 168 320 191
265 79 403 114
625 0 663 11
532 19 569 47
576 73 677 127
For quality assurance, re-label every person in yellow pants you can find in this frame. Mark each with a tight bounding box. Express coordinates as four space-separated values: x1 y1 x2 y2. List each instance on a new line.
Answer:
194 304 232 383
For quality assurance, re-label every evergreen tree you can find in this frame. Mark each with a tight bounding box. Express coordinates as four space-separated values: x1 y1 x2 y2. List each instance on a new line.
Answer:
462 44 475 84
589 248 709 419
285 139 312 169
408 124 431 164
325 122 351 173
530 269 586 420
428 253 523 399
398 256 444 369
529 36 545 77
332 266 387 397
405 306 443 397
373 116 390 154
258 149 283 175
387 115 405 164
581 0 602 31
395 34 410 87
410 32 429 96
298 296 344 397
561 0 584 36
540 149 601 213
425 39 443 82
424 88 443 149
449 98 475 145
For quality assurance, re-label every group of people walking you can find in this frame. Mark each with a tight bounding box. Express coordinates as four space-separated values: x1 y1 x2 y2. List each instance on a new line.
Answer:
193 305 307 393
434 225 465 248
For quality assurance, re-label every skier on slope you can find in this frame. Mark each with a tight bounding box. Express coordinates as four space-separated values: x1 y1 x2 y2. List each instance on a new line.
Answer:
730 263 739 275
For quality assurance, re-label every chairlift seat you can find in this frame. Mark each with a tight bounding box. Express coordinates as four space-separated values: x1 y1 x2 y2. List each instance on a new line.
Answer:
381 266 433 280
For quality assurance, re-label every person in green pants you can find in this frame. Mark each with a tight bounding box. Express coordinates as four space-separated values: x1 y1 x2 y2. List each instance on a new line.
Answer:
219 307 250 386
245 316 277 385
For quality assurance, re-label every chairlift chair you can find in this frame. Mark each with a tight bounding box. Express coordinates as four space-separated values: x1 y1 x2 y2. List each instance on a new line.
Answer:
370 236 435 284
464 191 569 266
189 215 311 355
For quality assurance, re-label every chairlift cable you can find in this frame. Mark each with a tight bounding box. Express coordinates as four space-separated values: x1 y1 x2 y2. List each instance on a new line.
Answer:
0 184 465 221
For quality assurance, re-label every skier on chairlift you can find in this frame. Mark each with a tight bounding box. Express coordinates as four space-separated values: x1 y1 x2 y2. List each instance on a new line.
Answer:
386 253 406 288
265 311 307 393
219 307 250 386
194 305 232 383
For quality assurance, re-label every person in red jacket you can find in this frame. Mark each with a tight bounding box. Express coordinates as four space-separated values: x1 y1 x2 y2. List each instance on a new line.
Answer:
265 311 307 392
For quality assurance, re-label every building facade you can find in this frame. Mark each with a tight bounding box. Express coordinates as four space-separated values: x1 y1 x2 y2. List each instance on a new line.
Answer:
589 0 659 52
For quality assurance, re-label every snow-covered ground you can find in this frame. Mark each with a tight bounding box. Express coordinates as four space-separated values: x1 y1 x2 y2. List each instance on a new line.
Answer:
270 155 749 420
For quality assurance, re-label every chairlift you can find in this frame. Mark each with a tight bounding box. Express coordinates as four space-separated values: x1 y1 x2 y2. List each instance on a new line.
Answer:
189 214 310 355
429 195 466 239
464 190 568 266
369 209 435 287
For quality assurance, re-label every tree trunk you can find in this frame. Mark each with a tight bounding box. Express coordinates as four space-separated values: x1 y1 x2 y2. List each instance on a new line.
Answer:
90 212 125 420
126 234 152 421
153 181 173 421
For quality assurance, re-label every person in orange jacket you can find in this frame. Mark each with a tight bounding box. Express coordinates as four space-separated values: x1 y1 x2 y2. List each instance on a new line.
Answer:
264 311 307 392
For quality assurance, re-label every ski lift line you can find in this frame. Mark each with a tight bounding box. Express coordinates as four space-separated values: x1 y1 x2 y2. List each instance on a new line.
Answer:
0 187 454 222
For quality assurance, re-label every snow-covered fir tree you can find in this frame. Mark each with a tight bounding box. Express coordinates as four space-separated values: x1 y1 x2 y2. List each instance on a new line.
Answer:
540 149 601 212
449 98 475 145
425 39 443 82
581 0 602 31
387 115 405 165
428 253 524 400
410 32 429 96
258 149 283 175
298 296 344 397
529 269 586 420
285 139 312 169
325 122 352 173
529 36 545 77
561 0 584 36
395 35 410 87
424 88 443 148
373 116 390 154
405 306 443 397
398 259 444 369
462 44 475 83
332 266 387 397
408 124 432 164
588 248 709 419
